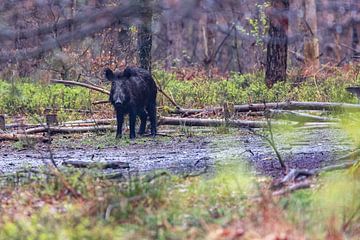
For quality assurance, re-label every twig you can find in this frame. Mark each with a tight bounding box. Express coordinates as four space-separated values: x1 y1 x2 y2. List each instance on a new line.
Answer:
153 76 182 109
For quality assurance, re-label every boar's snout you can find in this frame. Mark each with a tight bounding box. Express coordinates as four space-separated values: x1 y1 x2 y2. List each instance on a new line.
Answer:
114 97 122 106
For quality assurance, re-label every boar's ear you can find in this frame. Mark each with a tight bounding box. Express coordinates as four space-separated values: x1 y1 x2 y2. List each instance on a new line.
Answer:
123 67 133 78
104 68 114 81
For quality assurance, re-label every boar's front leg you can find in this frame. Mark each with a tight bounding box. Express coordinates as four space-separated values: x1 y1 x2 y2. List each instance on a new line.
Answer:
116 110 124 139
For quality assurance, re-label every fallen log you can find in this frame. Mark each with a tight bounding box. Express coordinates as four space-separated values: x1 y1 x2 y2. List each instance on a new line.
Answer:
63 160 130 169
158 117 291 128
25 125 116 134
172 101 360 115
6 123 41 129
8 119 116 130
269 109 338 122
234 101 360 112
62 118 115 126
0 133 49 142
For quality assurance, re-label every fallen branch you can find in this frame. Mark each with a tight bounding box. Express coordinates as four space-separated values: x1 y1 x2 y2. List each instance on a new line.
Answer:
273 180 312 196
269 109 338 122
0 133 49 142
51 79 110 95
276 161 357 188
336 149 360 161
92 100 110 105
63 160 130 169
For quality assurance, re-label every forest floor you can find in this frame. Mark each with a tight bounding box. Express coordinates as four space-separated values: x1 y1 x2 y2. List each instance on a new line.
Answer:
0 125 354 179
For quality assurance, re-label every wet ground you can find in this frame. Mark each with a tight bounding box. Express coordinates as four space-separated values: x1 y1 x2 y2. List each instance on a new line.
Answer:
0 126 354 179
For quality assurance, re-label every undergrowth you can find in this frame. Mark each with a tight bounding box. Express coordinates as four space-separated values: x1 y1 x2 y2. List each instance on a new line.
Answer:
1 67 359 119
154 69 360 109
0 79 106 121
0 163 359 239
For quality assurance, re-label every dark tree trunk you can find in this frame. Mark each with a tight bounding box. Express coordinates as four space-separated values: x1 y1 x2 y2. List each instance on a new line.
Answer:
352 22 360 60
265 0 289 88
137 0 153 72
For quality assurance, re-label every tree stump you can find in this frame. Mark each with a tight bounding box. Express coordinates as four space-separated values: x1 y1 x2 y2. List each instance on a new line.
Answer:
46 114 58 126
0 115 5 131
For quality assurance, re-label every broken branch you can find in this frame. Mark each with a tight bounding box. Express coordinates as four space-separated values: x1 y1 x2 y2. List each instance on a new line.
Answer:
51 79 110 95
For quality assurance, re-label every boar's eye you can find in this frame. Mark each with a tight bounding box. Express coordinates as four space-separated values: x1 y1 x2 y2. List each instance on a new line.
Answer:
104 68 114 81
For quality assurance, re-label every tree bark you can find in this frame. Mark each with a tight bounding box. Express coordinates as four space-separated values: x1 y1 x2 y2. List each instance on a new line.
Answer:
137 0 153 72
303 0 320 70
265 0 289 88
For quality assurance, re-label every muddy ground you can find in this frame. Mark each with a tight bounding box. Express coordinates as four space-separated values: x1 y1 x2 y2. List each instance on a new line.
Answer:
0 125 355 179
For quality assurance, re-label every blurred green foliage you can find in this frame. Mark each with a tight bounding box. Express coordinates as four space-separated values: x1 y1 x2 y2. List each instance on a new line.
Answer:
154 70 359 109
0 79 102 117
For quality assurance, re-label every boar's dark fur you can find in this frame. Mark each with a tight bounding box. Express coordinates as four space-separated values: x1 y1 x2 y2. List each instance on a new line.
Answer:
104 67 157 139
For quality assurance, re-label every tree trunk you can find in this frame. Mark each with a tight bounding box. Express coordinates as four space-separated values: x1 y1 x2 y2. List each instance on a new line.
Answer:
265 0 289 88
303 0 320 70
352 22 360 60
203 10 216 74
137 0 153 72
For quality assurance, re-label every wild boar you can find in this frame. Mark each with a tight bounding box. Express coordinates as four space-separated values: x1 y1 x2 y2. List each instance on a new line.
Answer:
104 67 157 139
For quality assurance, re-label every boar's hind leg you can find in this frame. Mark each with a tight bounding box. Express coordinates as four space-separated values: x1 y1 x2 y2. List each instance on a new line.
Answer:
147 103 157 137
116 111 124 139
138 110 147 135
129 110 137 139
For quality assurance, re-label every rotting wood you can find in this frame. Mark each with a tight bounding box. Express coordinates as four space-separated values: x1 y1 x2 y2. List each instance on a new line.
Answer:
0 133 49 142
63 160 130 169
